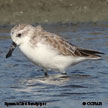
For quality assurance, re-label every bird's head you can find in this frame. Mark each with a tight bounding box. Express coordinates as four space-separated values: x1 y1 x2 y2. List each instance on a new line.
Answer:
6 24 35 58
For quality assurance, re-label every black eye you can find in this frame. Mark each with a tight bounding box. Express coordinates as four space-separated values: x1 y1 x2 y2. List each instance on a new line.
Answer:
17 33 21 37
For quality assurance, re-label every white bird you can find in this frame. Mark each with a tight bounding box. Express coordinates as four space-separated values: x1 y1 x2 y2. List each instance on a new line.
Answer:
6 24 104 76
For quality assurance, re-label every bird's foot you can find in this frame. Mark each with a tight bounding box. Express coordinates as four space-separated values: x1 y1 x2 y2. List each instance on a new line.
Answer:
61 72 67 75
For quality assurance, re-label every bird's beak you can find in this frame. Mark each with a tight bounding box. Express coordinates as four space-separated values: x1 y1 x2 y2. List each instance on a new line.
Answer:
6 41 17 58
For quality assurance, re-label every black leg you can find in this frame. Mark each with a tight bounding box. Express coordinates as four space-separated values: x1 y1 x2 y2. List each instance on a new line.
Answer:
44 72 49 77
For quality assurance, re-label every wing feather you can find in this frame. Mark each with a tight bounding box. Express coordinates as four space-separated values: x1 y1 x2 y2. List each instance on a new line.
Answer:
43 32 104 58
32 27 104 58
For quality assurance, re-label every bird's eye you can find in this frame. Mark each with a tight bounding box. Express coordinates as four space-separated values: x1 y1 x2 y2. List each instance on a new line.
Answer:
17 33 21 37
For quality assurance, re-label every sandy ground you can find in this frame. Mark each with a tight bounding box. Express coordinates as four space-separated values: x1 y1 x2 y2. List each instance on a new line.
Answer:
0 0 108 25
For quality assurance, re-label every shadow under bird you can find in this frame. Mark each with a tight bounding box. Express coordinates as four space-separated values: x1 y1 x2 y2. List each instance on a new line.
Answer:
6 24 104 76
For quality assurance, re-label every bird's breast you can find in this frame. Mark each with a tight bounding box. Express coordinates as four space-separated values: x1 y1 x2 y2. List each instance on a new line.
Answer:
19 42 58 68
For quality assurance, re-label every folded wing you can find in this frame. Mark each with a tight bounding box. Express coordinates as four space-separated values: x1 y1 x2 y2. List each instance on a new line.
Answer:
43 32 104 59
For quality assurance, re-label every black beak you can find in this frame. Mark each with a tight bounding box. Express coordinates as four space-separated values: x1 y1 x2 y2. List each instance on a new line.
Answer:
6 41 17 58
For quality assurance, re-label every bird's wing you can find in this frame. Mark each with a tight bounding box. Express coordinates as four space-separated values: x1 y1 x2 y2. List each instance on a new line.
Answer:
43 32 104 58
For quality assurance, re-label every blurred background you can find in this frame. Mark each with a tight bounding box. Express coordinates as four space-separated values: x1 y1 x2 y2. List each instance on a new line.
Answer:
0 0 108 25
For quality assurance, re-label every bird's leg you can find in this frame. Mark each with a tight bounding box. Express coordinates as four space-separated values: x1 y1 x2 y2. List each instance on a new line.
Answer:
43 69 49 77
44 72 49 77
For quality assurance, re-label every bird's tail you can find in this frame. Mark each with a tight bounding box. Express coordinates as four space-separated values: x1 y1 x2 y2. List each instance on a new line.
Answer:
77 48 104 59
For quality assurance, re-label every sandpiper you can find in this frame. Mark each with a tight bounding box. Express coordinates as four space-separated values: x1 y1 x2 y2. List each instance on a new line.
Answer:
6 24 104 76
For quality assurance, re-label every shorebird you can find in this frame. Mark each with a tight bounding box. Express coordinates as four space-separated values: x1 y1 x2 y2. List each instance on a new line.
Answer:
6 24 104 76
